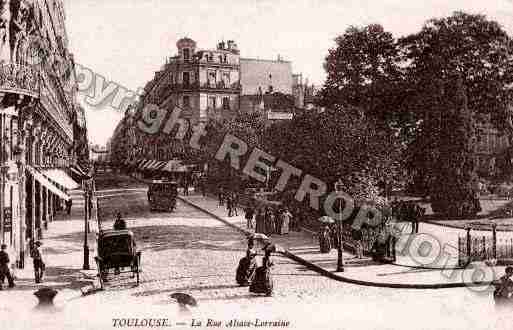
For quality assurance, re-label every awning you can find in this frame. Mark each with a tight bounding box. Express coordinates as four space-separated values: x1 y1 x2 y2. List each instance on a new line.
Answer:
154 161 167 170
161 160 191 172
70 164 89 178
42 169 80 190
139 159 151 169
26 166 70 201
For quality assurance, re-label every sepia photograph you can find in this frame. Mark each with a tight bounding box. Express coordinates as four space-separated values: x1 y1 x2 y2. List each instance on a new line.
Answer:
1 0 513 329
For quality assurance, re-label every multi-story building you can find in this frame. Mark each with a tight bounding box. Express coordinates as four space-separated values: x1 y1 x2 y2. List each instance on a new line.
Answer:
142 38 241 124
0 0 82 268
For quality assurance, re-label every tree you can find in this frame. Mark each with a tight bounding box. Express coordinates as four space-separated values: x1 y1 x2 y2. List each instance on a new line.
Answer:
429 75 480 217
400 11 513 194
400 11 513 140
319 24 405 127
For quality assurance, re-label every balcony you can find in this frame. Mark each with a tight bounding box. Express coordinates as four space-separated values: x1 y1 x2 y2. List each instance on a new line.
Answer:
157 81 242 102
201 81 241 92
0 63 40 99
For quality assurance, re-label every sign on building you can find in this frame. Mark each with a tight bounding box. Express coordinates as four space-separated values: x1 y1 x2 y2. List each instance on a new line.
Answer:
267 112 293 120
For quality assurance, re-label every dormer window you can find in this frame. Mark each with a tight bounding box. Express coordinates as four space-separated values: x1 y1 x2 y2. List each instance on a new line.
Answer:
183 48 190 61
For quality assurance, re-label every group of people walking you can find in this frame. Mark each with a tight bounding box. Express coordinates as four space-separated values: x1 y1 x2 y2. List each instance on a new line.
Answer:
249 206 293 236
236 236 274 296
218 188 240 217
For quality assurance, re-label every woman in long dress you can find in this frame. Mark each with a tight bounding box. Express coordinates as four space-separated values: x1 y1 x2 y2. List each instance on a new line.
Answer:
255 208 264 234
249 249 274 296
319 225 332 253
280 209 291 234
236 238 258 286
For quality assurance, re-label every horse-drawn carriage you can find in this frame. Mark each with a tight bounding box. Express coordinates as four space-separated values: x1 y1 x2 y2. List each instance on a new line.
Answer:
147 180 178 212
94 229 141 289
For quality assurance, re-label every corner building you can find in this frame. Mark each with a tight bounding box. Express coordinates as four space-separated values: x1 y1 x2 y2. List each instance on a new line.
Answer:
143 38 241 124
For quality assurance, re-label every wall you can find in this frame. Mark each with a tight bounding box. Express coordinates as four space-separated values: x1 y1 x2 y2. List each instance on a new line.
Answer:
240 58 293 95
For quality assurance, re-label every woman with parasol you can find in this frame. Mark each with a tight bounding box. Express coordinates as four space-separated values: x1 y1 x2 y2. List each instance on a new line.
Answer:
236 236 258 286
249 241 275 297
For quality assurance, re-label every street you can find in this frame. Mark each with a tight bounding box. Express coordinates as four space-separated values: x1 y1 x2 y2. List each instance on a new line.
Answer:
1 173 511 330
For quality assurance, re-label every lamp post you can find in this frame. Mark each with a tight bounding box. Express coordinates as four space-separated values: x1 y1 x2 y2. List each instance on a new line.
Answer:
83 184 90 270
335 179 344 272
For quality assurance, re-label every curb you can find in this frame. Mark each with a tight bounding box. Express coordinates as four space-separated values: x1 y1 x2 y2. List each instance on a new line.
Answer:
178 196 493 289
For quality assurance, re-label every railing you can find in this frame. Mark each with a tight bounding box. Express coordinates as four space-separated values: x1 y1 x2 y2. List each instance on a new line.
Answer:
0 63 40 97
458 225 513 266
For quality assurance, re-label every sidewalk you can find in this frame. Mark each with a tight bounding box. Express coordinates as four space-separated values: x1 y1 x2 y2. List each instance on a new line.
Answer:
179 192 506 289
1 189 98 308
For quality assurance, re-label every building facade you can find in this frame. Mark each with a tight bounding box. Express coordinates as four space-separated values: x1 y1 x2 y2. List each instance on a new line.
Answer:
0 0 81 268
142 38 241 124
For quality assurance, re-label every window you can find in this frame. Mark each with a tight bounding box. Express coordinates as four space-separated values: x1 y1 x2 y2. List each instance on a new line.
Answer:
222 72 230 87
223 54 227 63
183 48 190 61
209 96 217 109
208 71 216 87
183 95 190 108
182 72 190 87
218 55 223 63
222 97 230 110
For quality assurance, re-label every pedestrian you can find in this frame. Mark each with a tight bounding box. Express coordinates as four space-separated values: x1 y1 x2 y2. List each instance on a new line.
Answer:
236 237 257 286
266 208 275 236
319 225 332 253
232 192 239 216
200 176 207 197
249 245 274 297
244 205 255 229
255 208 264 234
218 187 225 207
66 198 73 215
31 241 45 283
113 212 127 230
494 266 513 304
280 208 291 235
183 177 189 196
227 193 234 217
352 228 364 259
274 209 282 235
0 244 15 289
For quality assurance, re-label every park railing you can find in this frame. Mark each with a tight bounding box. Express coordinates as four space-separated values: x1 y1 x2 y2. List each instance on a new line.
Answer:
458 225 513 266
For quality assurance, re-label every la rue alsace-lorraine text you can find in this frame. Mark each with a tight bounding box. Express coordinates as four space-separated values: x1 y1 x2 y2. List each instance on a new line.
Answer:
192 318 290 328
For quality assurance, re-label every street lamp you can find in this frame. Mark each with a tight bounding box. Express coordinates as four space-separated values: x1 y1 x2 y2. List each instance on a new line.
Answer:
83 182 90 270
334 179 344 272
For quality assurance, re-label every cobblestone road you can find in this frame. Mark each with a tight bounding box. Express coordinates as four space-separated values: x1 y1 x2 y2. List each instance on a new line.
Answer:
3 174 513 330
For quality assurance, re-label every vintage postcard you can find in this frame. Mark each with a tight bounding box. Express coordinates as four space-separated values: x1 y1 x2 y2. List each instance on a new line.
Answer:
1 1 513 329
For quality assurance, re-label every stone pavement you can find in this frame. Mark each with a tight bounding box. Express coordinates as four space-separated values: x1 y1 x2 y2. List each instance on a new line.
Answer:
179 192 506 289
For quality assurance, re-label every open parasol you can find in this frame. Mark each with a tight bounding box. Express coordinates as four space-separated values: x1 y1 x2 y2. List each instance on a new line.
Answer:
318 216 335 224
252 233 270 241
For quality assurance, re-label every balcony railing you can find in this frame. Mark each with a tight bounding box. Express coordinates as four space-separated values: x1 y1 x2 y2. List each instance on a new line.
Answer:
158 81 242 101
0 63 40 98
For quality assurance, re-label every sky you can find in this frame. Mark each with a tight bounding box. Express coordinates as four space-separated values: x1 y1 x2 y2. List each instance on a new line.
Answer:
62 0 513 146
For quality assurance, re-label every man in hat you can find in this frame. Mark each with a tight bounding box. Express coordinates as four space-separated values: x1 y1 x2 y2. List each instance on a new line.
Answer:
0 244 15 289
113 212 127 230
32 241 44 283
